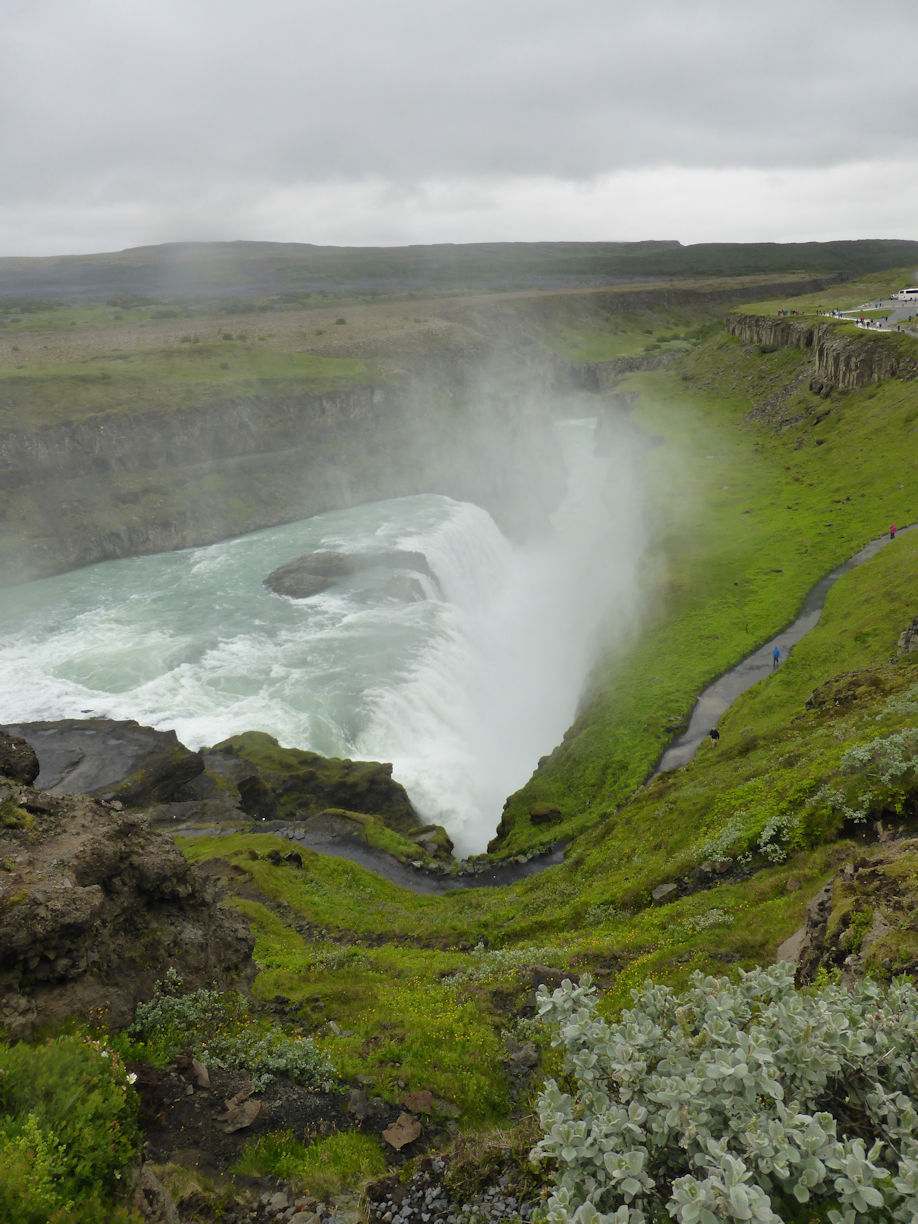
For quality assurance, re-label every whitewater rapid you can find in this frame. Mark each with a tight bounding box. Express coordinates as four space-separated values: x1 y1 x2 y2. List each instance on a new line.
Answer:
0 417 644 853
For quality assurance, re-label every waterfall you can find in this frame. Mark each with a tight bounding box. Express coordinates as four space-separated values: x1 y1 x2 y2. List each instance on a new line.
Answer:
358 417 644 853
0 416 644 854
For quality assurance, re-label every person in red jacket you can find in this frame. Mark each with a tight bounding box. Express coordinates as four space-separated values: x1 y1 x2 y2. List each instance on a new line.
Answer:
891 524 897 540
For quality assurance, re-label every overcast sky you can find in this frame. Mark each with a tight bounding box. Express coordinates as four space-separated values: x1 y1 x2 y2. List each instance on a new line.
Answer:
3 0 918 257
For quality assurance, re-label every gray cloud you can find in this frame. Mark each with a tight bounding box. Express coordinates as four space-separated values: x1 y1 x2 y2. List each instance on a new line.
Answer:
2 0 917 253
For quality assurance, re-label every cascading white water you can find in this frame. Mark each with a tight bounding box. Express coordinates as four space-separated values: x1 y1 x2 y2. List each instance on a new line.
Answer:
359 417 645 851
0 416 644 853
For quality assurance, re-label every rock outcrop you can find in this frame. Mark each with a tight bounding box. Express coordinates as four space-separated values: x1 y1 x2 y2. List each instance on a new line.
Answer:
725 313 918 391
208 732 421 834
0 732 40 785
794 840 918 987
0 734 255 1037
0 718 204 805
265 548 438 600
898 615 918 654
3 718 429 842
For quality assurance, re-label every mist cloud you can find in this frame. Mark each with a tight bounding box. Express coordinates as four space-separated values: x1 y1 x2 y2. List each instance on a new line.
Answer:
3 0 917 254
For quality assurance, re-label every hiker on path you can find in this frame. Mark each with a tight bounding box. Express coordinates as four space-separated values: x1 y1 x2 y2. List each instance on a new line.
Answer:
891 524 897 540
709 728 720 746
772 646 781 669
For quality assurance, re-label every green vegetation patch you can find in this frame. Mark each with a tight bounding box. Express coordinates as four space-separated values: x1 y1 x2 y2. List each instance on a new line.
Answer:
495 320 918 855
0 1033 141 1223
534 964 918 1222
234 1129 386 1197
122 967 336 1091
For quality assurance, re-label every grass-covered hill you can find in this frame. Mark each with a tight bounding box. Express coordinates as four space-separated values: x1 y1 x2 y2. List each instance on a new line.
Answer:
2 237 918 304
4 255 918 1219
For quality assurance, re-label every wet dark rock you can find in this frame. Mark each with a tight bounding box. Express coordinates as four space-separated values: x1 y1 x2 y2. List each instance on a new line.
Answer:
0 732 39 785
265 549 436 600
0 717 204 805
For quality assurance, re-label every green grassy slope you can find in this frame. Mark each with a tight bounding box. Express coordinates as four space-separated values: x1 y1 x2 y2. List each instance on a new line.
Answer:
494 312 918 853
176 270 918 1126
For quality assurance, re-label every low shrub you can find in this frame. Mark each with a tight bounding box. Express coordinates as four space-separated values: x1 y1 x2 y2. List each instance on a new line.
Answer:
533 963 918 1223
127 969 336 1091
815 728 918 827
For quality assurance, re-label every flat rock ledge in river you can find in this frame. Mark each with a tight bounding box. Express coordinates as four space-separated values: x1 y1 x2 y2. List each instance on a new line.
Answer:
264 548 438 600
0 718 428 839
0 717 205 805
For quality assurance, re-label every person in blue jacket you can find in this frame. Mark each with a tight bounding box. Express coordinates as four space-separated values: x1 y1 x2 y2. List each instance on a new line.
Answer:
772 646 781 669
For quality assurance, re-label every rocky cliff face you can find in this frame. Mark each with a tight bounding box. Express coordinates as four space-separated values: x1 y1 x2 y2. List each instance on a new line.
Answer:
725 313 918 391
793 839 918 987
0 732 255 1037
0 334 568 584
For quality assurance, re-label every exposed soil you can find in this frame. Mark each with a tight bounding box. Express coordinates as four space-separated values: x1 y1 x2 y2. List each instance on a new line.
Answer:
133 1060 352 1176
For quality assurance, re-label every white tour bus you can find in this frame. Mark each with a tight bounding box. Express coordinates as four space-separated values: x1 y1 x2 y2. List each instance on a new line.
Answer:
893 287 918 301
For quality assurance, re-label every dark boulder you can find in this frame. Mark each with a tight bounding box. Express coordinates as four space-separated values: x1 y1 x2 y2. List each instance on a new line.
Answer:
264 548 437 600
0 779 255 1036
0 732 39 785
794 840 918 987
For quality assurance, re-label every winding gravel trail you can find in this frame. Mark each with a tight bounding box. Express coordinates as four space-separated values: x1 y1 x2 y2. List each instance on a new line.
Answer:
651 525 913 778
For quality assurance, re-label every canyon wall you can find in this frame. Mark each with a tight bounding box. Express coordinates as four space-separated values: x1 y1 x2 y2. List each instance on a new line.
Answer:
0 339 569 584
0 279 844 586
725 313 918 391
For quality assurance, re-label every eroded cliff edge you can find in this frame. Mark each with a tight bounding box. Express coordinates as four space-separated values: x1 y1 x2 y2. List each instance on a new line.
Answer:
0 334 568 585
725 312 918 391
0 276 834 586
